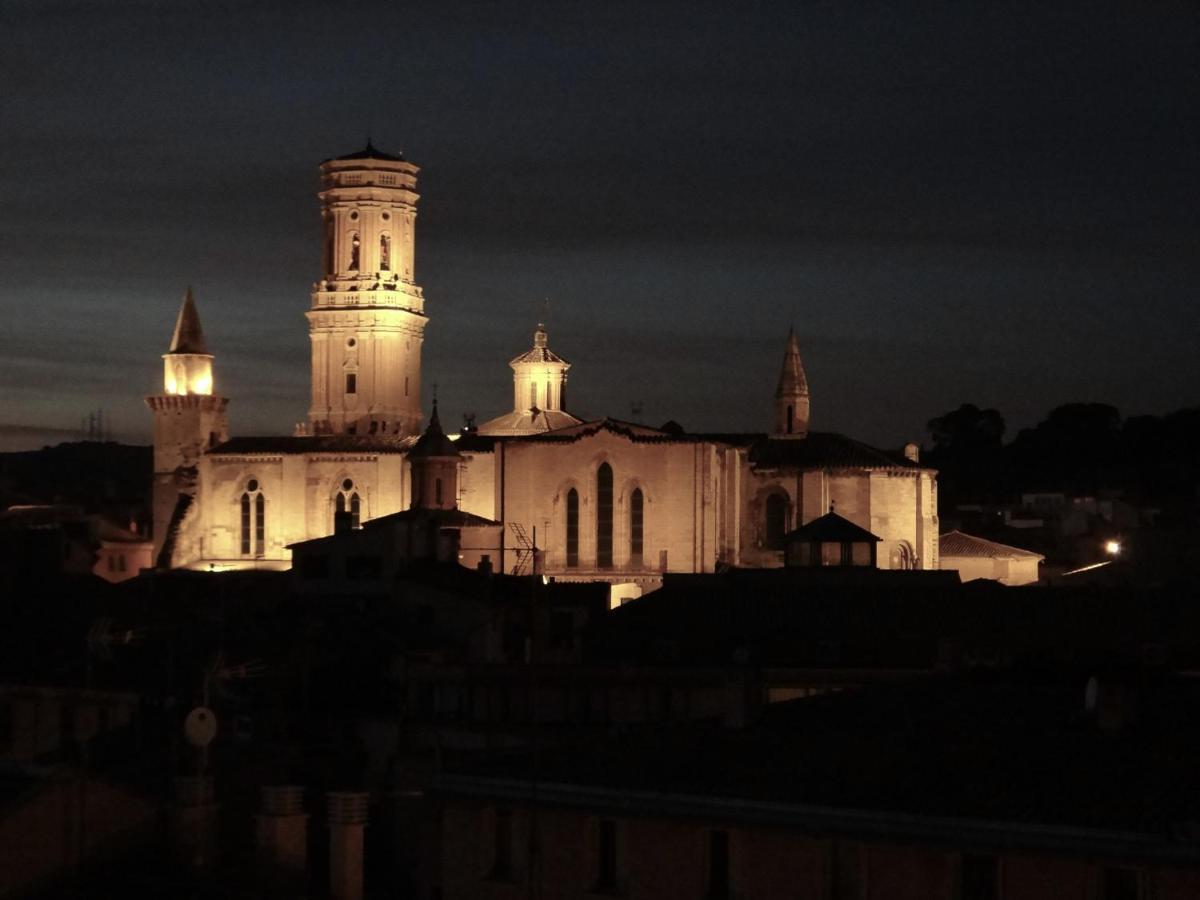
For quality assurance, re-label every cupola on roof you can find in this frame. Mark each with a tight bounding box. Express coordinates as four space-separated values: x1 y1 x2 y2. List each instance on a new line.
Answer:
510 324 567 366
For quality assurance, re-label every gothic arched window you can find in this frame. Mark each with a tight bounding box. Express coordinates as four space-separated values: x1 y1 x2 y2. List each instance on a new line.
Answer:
241 478 264 556
380 233 391 271
566 488 579 568
630 488 644 567
596 463 613 568
765 493 788 550
335 478 361 529
349 233 360 271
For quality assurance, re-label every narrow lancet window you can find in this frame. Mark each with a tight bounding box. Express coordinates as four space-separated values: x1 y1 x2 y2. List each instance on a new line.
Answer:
566 488 579 568
349 233 360 271
380 233 391 271
240 493 251 555
241 478 264 556
597 463 613 568
630 488 644 567
255 493 265 555
765 493 787 549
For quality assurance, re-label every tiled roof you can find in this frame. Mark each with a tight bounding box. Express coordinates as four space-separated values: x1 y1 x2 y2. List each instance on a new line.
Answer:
517 418 689 443
940 530 1044 560
366 507 499 529
511 347 566 365
208 434 416 455
750 433 922 470
786 511 881 543
476 408 584 437
453 432 502 452
510 324 568 366
325 141 405 162
288 507 500 549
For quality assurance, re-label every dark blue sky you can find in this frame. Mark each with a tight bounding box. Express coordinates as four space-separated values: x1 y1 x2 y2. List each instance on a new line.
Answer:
2 0 1197 450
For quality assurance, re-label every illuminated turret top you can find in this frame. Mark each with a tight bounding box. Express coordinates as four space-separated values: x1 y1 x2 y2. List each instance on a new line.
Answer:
163 288 214 396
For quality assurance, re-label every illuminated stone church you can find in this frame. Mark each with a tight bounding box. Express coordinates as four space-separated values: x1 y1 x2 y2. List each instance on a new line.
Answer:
147 145 938 591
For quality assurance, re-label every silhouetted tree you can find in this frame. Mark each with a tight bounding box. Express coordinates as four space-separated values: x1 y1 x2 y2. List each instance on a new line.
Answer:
927 404 1006 454
925 404 1007 502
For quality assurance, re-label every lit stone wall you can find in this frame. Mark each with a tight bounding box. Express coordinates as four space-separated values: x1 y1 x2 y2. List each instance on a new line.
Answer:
498 430 733 578
184 452 410 569
458 450 497 521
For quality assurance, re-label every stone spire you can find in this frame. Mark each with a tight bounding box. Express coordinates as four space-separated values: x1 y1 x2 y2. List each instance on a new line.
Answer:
168 287 209 355
773 327 810 438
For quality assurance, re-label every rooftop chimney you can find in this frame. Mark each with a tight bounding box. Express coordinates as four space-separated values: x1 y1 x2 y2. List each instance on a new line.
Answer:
328 791 370 900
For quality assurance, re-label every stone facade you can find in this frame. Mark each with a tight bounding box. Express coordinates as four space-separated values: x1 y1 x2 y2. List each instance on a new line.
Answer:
149 145 938 579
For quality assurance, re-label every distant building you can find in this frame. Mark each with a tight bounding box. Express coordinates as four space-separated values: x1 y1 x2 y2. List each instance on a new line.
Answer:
0 505 151 583
939 530 1044 586
148 145 939 588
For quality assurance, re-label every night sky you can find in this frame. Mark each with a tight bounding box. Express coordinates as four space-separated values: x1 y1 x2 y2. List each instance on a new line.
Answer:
2 1 1197 451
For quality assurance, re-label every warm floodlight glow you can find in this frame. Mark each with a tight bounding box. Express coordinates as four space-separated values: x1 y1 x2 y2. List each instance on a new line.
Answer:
163 355 213 396
1104 540 1121 556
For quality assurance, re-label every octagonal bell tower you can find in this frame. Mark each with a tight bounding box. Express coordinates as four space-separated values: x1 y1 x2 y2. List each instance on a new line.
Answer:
307 143 426 437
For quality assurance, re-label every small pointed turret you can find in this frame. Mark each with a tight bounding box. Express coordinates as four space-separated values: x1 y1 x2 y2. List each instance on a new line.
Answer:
773 327 810 438
409 399 460 510
169 287 209 355
146 287 228 565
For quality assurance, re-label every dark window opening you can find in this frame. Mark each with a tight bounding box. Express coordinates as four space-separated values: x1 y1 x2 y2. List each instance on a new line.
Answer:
490 808 514 879
596 463 613 568
961 854 999 900
346 373 357 395
707 830 730 900
551 610 574 649
350 492 360 528
630 488 644 567
765 493 787 549
300 554 330 580
787 404 794 433
1102 868 1140 900
596 819 618 891
566 488 579 568
254 493 265 555
346 555 382 580
240 493 251 555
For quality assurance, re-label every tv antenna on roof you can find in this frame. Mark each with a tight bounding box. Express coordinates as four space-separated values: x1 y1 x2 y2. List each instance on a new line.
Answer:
508 522 537 576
